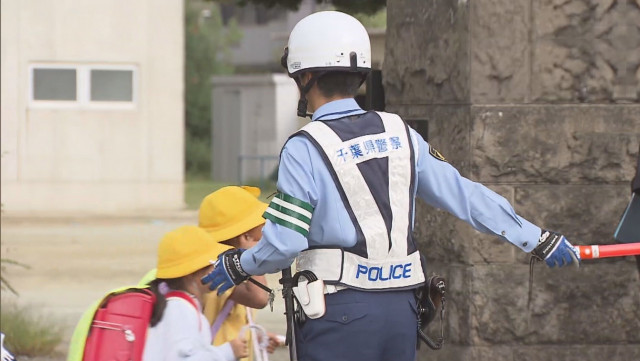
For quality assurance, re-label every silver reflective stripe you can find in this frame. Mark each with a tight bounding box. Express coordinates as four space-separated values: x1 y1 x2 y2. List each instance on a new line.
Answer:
301 112 413 259
296 249 343 281
302 122 390 258
409 130 420 232
298 112 423 290
381 112 412 257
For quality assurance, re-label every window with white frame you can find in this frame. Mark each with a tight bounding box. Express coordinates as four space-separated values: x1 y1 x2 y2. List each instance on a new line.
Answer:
29 64 137 108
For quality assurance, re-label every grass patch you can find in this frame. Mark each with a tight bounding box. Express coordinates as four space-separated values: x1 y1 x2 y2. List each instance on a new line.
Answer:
0 302 64 357
184 178 277 209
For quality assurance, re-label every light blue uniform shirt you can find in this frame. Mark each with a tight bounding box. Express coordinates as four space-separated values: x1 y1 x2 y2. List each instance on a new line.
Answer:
240 98 540 275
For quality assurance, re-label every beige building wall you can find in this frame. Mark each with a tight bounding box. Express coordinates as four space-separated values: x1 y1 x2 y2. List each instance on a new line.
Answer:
1 0 185 214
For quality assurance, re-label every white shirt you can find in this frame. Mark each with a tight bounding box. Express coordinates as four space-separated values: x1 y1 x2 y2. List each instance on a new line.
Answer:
143 297 236 361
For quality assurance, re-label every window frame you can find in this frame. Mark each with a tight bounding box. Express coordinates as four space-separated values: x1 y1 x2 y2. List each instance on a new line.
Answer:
28 63 138 110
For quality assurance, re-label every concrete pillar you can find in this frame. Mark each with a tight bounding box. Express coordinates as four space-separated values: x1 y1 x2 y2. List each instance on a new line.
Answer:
384 1 640 360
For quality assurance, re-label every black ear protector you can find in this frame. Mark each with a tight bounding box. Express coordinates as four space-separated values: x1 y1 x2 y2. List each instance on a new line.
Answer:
281 46 315 117
281 46 309 117
280 47 289 70
282 46 366 117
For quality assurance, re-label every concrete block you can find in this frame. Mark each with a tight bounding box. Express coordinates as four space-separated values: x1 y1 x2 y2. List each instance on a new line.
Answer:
531 0 640 102
513 345 640 361
417 262 474 345
417 345 515 361
389 104 472 176
514 185 631 252
384 0 470 105
470 0 531 103
470 262 640 344
523 261 640 344
469 105 640 184
469 265 531 344
387 0 640 357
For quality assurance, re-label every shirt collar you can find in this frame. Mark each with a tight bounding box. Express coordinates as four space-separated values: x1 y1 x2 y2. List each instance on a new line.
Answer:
311 98 366 121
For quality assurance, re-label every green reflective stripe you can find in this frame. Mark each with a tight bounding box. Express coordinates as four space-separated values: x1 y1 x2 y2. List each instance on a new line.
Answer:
268 201 311 225
264 211 309 237
272 197 313 219
266 192 313 237
276 192 314 213
264 207 310 231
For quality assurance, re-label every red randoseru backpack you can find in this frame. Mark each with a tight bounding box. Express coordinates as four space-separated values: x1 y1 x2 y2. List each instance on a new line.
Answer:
82 289 156 361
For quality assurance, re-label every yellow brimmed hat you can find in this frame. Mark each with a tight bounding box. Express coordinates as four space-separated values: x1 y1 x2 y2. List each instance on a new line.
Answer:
199 186 269 243
156 226 231 279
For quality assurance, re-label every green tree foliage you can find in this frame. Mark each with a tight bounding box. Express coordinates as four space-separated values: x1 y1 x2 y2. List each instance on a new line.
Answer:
186 1 241 178
352 7 386 28
238 0 386 15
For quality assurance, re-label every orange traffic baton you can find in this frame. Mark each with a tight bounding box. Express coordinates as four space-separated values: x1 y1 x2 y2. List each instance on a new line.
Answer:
575 243 640 259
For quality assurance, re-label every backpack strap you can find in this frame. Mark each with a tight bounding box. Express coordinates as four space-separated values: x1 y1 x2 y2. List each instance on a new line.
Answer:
210 299 235 339
166 291 201 331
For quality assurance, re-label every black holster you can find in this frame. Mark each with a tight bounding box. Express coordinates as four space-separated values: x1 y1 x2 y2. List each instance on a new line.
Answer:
415 254 446 350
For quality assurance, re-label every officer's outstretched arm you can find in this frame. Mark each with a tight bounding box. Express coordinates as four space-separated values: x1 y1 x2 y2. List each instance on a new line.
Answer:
411 130 536 251
410 130 579 267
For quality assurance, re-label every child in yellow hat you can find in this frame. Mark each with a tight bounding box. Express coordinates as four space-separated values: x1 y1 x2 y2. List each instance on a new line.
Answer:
199 186 284 360
143 225 248 361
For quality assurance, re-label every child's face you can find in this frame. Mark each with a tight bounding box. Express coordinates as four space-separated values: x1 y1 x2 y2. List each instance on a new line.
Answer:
238 224 264 250
194 264 215 295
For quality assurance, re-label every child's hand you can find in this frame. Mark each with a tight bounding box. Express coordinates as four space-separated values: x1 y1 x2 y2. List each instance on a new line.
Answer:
266 332 286 354
230 337 249 359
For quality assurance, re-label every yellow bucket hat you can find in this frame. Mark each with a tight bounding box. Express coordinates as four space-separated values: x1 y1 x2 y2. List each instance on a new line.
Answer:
199 186 269 243
156 226 231 279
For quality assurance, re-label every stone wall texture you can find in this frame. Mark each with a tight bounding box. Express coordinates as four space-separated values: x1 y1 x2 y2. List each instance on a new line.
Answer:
385 0 640 360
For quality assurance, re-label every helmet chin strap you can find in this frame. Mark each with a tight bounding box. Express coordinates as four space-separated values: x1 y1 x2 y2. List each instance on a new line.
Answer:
294 72 325 118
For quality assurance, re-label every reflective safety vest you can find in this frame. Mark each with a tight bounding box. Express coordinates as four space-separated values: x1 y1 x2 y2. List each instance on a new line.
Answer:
295 111 424 290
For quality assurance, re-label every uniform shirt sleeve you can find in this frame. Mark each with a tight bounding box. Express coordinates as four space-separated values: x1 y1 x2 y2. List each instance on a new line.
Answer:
241 136 318 275
411 129 539 252
161 300 236 361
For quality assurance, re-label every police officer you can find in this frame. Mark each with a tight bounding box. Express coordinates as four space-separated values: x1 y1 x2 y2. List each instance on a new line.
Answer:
202 11 580 361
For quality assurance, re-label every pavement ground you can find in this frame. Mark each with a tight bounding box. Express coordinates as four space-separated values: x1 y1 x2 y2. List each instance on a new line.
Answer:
0 213 289 361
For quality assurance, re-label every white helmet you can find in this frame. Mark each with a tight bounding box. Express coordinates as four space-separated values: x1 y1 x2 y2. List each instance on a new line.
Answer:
282 11 371 76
